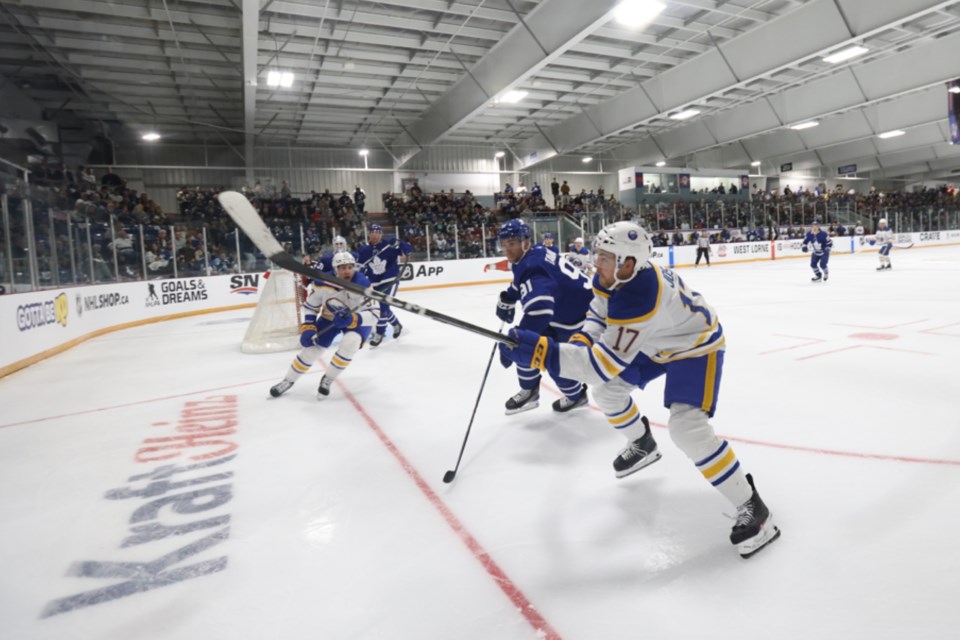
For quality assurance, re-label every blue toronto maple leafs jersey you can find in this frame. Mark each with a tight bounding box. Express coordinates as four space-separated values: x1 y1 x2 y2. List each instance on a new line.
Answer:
357 238 413 284
802 230 833 255
503 245 593 333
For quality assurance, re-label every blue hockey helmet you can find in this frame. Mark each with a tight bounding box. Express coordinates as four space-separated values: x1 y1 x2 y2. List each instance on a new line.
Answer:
542 232 553 240
811 220 821 227
369 224 383 233
499 219 531 241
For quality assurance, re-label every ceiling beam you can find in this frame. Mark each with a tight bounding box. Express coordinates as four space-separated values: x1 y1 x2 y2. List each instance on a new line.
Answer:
387 0 625 167
242 0 257 175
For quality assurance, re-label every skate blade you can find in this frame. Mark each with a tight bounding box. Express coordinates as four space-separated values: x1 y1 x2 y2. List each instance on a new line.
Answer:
737 516 782 559
505 400 540 415
615 450 662 479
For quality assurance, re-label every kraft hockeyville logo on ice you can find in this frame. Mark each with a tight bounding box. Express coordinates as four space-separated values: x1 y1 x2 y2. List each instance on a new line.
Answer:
17 292 68 332
146 279 208 307
399 264 445 281
229 274 259 295
40 395 240 618
76 291 130 317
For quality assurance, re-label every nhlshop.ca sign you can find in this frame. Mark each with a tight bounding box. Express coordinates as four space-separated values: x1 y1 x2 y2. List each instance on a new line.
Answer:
146 279 208 307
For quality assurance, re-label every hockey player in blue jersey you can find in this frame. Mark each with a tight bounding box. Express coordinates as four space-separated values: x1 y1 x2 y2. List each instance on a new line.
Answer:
802 221 833 282
270 251 379 399
358 224 413 346
539 232 560 255
496 219 593 414
498 221 780 559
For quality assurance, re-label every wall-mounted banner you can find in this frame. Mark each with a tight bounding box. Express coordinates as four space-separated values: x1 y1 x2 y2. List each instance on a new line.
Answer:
740 175 750 190
838 164 858 175
780 163 793 173
678 174 691 191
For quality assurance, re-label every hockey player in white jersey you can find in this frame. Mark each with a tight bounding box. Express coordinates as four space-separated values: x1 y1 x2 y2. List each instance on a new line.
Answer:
499 221 781 558
871 218 894 270
564 236 593 275
269 251 378 399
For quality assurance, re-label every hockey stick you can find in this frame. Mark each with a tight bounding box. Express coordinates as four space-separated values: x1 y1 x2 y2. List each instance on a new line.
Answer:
894 243 914 249
218 191 517 347
443 321 505 484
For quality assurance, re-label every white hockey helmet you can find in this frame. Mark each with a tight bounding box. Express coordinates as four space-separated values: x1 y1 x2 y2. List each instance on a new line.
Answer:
333 235 347 250
332 250 356 270
593 222 653 276
574 236 584 245
878 218 888 227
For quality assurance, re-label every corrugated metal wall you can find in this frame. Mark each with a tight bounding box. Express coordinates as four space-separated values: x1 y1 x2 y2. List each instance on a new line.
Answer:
403 145 504 173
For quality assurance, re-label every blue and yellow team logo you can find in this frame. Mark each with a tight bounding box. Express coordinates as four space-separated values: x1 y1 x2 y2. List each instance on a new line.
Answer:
54 292 68 327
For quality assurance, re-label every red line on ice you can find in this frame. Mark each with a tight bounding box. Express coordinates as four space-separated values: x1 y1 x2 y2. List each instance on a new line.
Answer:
541 384 960 468
332 378 564 640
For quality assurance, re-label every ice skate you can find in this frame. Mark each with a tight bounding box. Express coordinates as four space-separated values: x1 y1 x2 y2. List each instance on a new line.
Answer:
317 375 333 398
505 388 539 415
613 417 661 478
270 380 294 398
823 271 829 282
811 272 822 282
552 385 588 412
369 332 384 347
730 473 781 559
392 322 403 339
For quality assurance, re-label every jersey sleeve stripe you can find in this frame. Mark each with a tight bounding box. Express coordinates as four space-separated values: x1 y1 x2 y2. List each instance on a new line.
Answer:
596 341 629 368
522 295 556 310
525 309 553 317
591 344 623 377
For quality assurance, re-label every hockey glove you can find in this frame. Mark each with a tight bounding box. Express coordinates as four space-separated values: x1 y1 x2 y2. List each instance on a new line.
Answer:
332 309 359 330
495 292 516 323
299 325 319 348
499 349 514 369
801 244 809 253
499 328 559 373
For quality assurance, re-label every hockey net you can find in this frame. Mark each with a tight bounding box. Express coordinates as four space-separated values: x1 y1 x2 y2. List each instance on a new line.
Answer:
241 269 305 353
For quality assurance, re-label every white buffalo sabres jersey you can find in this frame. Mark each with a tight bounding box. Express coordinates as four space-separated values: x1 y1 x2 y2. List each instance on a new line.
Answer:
875 228 893 245
559 263 724 384
563 251 593 274
302 271 379 327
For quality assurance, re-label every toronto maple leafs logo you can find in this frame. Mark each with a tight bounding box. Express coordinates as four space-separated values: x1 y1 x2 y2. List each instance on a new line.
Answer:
369 256 387 275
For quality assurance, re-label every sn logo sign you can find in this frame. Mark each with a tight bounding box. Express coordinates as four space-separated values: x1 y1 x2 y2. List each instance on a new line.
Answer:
399 264 445 281
230 274 260 295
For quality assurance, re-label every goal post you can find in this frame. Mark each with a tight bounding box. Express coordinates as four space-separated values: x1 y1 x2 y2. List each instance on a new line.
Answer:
241 269 304 353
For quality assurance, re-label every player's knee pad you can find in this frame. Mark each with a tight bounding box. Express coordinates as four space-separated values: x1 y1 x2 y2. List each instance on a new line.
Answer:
298 345 325 364
338 330 363 357
591 377 634 414
667 403 722 461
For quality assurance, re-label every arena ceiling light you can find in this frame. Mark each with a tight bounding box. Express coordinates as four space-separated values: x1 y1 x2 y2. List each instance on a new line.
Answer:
877 130 906 139
751 160 762 167
498 90 528 104
359 149 369 156
949 86 960 94
495 151 506 158
141 132 161 142
822 45 868 64
655 161 666 167
670 109 700 121
267 71 294 88
790 121 819 131
613 0 665 28
582 157 593 163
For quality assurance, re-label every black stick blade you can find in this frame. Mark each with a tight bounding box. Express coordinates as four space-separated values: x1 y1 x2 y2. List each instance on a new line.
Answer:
442 470 456 484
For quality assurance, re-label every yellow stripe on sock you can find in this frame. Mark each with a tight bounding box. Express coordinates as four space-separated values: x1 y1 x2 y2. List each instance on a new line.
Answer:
701 448 736 480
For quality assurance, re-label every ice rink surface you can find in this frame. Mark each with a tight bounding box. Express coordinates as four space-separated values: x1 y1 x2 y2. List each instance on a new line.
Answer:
2 246 960 640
